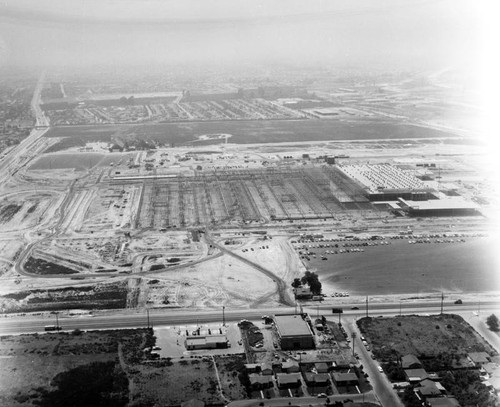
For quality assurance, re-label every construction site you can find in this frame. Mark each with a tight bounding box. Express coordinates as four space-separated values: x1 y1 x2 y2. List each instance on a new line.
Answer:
130 166 371 229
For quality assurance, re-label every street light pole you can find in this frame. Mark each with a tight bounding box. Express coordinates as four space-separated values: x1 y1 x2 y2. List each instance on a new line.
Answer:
146 309 150 329
222 306 225 327
351 332 356 356
440 292 444 315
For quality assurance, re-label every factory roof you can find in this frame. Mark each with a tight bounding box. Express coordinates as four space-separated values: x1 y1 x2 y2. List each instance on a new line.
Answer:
274 314 312 337
398 197 479 211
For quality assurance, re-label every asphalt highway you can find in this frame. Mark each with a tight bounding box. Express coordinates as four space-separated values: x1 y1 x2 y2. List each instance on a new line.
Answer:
1 301 499 336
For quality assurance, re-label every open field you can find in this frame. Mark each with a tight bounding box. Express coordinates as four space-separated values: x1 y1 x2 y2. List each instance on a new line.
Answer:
0 328 153 407
43 118 460 152
357 314 497 362
0 328 249 406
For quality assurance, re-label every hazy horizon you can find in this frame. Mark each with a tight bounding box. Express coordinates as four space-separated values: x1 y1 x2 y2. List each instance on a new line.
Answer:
0 0 486 73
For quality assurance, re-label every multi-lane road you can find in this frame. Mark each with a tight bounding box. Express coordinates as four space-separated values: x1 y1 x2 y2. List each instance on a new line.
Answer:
1 300 499 336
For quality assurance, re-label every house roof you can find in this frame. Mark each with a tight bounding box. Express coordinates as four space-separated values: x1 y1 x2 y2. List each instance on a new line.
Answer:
417 379 441 396
276 373 301 384
401 354 422 369
249 374 274 384
282 360 299 369
315 362 329 372
244 363 260 370
304 372 330 384
332 372 358 383
426 397 460 407
405 369 429 381
468 352 490 364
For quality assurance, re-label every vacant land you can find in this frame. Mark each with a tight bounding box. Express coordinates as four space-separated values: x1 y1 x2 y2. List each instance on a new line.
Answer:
357 314 497 362
0 281 129 313
43 118 458 152
0 329 249 406
0 328 153 407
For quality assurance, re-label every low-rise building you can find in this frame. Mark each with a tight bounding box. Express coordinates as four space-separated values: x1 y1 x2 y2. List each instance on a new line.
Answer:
293 287 313 300
184 335 228 350
468 352 490 367
404 368 430 383
426 397 460 407
331 372 358 386
248 374 274 390
282 360 300 373
401 354 423 370
276 373 302 389
314 362 329 374
274 314 315 350
303 372 330 386
415 379 443 399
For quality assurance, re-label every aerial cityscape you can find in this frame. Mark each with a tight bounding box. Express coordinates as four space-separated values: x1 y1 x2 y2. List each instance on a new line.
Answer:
0 1 498 407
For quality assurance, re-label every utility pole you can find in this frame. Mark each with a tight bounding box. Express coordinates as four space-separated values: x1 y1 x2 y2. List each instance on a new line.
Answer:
351 332 356 356
222 306 225 327
440 292 444 315
146 308 150 329
365 296 369 318
399 300 402 317
55 312 59 330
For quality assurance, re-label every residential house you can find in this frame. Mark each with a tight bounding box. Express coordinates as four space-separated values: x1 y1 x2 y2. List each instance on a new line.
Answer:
276 373 302 389
401 354 423 370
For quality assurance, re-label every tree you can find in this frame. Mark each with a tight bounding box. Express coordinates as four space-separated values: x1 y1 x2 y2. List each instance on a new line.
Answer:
487 314 499 332
291 278 302 288
310 279 322 295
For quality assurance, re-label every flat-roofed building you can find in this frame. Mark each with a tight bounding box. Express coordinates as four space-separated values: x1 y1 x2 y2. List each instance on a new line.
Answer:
274 314 315 350
184 335 228 350
397 197 480 217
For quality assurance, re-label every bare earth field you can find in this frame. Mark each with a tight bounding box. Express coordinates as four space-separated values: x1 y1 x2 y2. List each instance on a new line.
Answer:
357 314 498 361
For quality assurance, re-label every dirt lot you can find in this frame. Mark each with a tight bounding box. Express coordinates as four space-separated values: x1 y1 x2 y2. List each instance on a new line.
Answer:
357 314 498 362
0 281 129 313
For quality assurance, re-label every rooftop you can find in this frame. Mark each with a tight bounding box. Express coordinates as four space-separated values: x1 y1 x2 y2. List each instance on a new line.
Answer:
274 314 313 337
398 197 479 211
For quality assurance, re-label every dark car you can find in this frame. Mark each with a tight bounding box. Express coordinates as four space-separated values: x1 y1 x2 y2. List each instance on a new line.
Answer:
351 306 359 310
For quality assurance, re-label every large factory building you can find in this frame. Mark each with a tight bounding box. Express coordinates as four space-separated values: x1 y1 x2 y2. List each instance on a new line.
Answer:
274 314 315 350
337 163 433 201
397 197 480 217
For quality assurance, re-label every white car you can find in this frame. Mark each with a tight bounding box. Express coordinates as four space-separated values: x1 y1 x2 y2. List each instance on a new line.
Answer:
377 366 383 373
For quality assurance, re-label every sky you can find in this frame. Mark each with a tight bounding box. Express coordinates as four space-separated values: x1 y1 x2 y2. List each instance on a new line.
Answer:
0 0 490 72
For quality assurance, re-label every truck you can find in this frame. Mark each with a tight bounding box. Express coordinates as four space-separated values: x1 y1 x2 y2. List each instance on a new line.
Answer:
44 325 61 332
